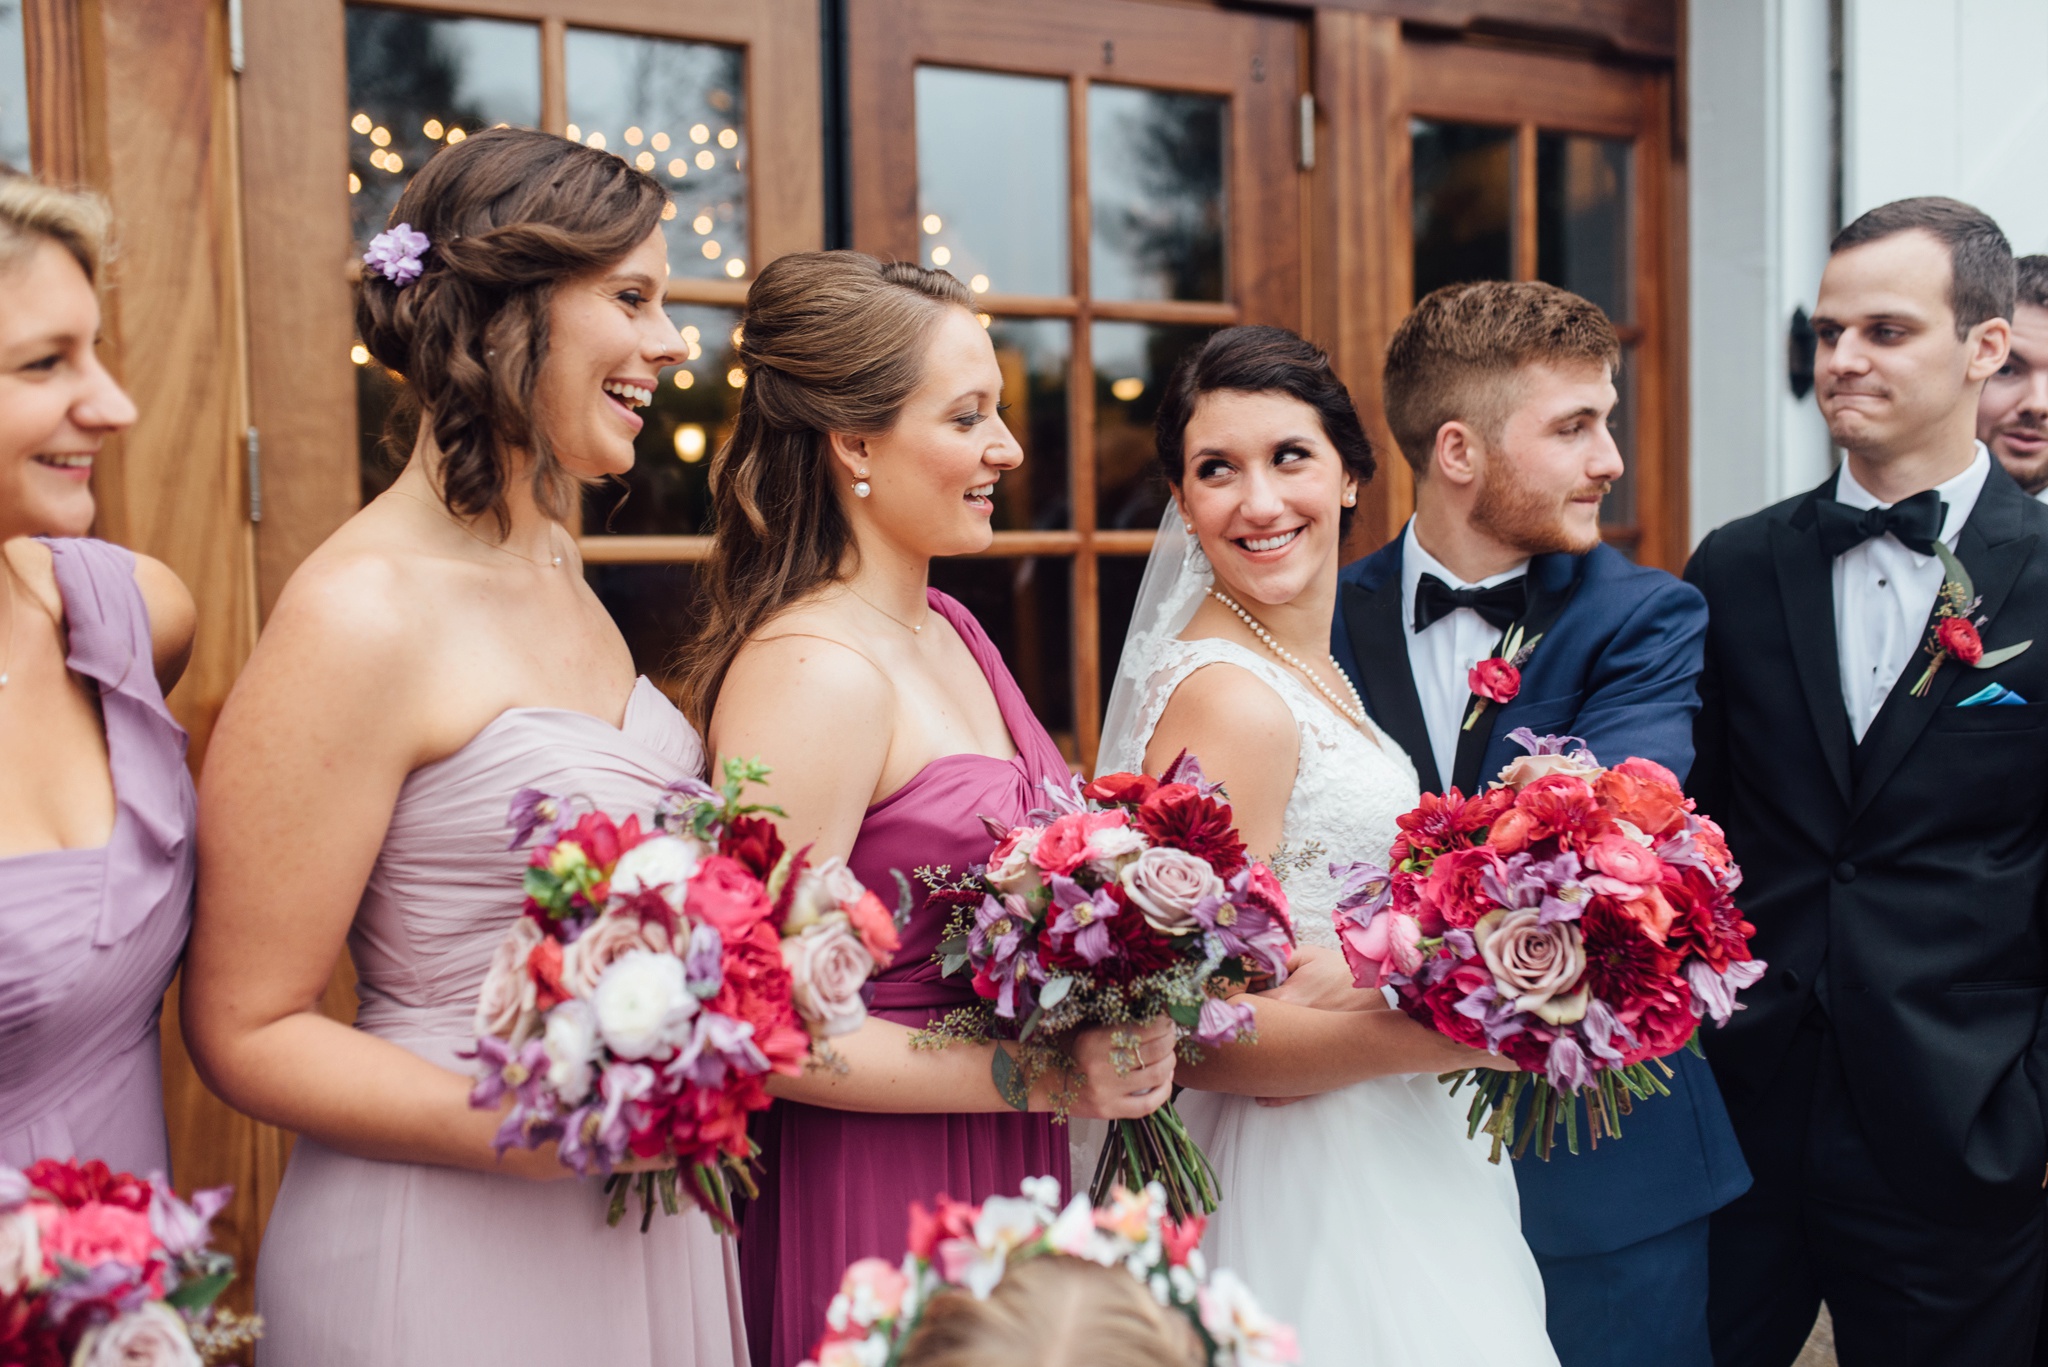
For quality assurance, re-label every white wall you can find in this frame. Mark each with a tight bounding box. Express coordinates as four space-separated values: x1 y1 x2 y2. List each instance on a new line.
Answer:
1687 0 1836 546
1687 0 2048 547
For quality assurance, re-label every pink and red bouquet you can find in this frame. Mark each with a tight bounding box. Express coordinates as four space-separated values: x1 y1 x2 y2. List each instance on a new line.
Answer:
923 753 1295 1218
1332 730 1766 1160
469 758 900 1230
799 1176 1297 1367
0 1159 258 1367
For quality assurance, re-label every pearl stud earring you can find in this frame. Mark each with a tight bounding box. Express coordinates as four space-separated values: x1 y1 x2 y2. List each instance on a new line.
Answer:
854 471 872 499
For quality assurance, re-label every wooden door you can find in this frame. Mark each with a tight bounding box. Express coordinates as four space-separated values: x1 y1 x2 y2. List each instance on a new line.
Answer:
1380 37 1682 570
846 0 1310 767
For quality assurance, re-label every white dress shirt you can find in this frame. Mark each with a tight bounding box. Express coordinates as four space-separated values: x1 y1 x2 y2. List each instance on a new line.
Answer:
1400 521 1531 786
1832 444 1991 741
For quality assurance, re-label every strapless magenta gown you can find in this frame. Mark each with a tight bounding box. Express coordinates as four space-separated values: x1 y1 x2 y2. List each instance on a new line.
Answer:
739 590 1074 1367
254 678 747 1367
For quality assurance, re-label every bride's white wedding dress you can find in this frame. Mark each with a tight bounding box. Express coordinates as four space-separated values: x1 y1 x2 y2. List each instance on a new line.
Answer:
1095 513 1556 1367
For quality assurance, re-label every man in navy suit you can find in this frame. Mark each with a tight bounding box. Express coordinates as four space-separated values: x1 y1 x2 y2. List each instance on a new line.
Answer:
1331 280 1751 1367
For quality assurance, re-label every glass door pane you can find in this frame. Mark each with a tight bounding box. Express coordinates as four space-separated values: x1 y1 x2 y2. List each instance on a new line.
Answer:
987 318 1072 531
1410 118 1513 299
0 0 27 172
1089 85 1227 302
1536 132 1631 322
915 67 1068 298
1092 318 1213 530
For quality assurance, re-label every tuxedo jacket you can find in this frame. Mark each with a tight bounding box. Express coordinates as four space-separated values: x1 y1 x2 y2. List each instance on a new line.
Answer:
1333 530 1752 1257
1686 462 2048 1226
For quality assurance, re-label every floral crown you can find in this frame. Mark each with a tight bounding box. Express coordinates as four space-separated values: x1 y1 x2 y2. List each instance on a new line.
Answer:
363 222 430 287
801 1177 1297 1367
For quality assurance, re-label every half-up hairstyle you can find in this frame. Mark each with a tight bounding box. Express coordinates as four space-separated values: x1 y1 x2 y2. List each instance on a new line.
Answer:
355 126 667 531
678 250 973 727
898 1256 1204 1367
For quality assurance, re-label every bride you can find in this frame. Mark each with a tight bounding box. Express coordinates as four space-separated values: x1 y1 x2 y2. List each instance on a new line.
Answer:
1097 325 1559 1366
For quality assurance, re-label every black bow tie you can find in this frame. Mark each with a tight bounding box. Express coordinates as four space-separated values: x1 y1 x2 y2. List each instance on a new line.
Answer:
1815 489 1949 558
1413 573 1528 633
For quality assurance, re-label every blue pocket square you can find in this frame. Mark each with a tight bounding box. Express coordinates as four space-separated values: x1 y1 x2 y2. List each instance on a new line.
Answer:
1958 683 2029 707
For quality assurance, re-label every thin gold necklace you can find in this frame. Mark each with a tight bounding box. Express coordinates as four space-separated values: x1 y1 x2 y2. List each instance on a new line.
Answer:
0 562 15 689
1207 586 1369 729
392 490 565 569
846 582 928 635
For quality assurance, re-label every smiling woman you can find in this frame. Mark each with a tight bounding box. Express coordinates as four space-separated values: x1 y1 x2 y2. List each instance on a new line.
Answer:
179 129 749 1367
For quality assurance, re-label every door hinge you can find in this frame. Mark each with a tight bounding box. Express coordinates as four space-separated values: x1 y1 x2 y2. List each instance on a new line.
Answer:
1298 92 1316 172
245 426 262 524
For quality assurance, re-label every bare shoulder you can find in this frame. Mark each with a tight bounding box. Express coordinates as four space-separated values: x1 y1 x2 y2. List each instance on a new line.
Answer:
128 553 197 692
1158 656 1300 746
720 603 896 720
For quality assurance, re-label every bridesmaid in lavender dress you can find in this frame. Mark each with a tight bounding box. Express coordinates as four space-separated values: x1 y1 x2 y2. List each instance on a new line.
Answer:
182 131 744 1366
679 251 1178 1367
0 172 194 1177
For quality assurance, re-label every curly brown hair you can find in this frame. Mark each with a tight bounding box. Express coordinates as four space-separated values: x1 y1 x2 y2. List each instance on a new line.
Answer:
1381 279 1620 474
898 1256 1204 1367
676 250 973 727
355 126 667 532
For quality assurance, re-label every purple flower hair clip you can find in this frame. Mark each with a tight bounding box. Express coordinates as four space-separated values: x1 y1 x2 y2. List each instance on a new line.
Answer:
364 222 430 287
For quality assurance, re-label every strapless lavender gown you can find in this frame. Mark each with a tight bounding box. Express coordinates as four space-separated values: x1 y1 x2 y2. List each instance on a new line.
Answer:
738 590 1073 1367
255 678 747 1367
0 538 193 1177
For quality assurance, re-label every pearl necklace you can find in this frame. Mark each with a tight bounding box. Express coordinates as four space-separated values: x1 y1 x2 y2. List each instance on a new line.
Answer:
1207 587 1370 729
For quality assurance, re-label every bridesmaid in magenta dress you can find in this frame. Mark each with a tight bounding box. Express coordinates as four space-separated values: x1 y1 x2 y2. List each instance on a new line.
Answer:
183 131 744 1366
681 251 1178 1367
0 175 197 1176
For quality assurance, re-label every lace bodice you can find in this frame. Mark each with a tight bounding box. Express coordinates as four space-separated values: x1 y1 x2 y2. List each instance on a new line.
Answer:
1100 637 1422 948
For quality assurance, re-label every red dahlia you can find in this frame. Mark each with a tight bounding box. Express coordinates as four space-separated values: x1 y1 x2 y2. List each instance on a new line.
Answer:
1136 789 1247 879
1577 897 1683 1011
719 815 786 881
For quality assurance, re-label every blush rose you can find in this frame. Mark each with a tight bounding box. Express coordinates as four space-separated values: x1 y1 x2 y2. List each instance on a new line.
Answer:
561 913 673 999
784 919 875 1037
472 915 545 1041
1119 846 1224 935
1473 906 1588 1024
70 1304 202 1367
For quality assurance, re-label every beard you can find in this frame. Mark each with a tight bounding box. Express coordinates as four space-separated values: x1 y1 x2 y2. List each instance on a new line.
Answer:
1471 458 1608 556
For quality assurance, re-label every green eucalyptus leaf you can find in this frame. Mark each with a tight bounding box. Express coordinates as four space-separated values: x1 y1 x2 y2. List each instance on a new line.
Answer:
163 1270 233 1312
1038 976 1074 1009
1935 541 1975 600
1975 640 2034 669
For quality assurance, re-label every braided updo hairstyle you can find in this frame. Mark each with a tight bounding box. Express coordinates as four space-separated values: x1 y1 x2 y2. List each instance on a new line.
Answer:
355 126 667 532
677 250 973 727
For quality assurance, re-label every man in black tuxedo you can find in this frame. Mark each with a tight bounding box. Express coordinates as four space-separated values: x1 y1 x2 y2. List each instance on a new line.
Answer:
1687 197 2038 1366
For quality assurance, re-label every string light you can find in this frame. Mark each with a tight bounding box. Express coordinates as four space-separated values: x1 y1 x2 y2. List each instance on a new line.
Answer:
668 159 688 177
661 202 677 221
702 240 722 259
652 132 671 151
717 128 738 149
692 212 713 235
675 370 696 389
351 113 371 135
922 214 942 234
673 423 707 462
446 127 466 144
690 124 710 144
565 122 582 141
348 172 361 194
368 148 388 171
350 343 370 365
731 325 744 346
694 150 714 170
977 313 992 328
1111 377 1144 401
385 152 404 173
726 367 745 388
625 126 644 145
685 340 703 360
725 258 746 278
370 125 391 147
636 151 656 171
423 118 444 139
682 325 701 342
931 246 952 266
970 274 990 293
587 131 607 150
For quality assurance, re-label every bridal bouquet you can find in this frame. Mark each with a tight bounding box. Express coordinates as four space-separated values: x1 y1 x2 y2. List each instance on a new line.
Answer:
467 758 900 1230
919 753 1294 1218
799 1175 1297 1367
1331 730 1765 1161
0 1159 260 1367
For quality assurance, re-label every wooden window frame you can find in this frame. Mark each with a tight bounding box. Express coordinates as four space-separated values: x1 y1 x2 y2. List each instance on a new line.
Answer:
845 0 1309 765
240 0 823 613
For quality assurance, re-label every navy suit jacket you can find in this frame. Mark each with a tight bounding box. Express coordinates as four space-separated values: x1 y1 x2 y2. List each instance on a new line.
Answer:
1332 527 1752 1257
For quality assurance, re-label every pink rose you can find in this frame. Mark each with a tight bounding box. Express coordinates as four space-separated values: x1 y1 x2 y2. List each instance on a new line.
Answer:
1473 907 1587 1025
826 1256 908 1330
1336 908 1423 989
984 827 1044 894
0 1208 41 1296
473 915 545 1041
562 912 673 999
1584 833 1664 896
70 1303 202 1367
783 918 875 1037
1496 751 1601 791
1119 846 1225 935
1031 811 1130 878
33 1199 158 1271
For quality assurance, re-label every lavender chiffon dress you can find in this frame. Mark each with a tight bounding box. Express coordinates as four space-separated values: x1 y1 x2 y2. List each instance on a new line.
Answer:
0 538 193 1177
253 678 747 1367
738 590 1073 1367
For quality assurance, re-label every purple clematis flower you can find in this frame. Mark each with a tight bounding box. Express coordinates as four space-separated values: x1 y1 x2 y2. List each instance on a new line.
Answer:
971 893 1031 976
1546 1033 1593 1092
683 922 725 999
667 1010 771 1089
1192 994 1258 1048
1329 860 1395 918
1159 749 1228 797
1032 774 1092 821
1507 727 1597 764
1687 957 1767 1025
1579 998 1637 1065
45 1258 152 1321
1482 850 1588 927
994 949 1046 1021
506 788 565 850
149 1177 231 1257
1451 980 1527 1049
1047 875 1121 965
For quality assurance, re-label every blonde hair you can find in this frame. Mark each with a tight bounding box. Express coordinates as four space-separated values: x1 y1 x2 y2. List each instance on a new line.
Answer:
0 168 111 284
899 1257 1205 1367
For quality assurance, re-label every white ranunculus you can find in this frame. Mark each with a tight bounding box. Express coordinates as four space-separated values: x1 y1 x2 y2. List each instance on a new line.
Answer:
541 999 602 1104
591 949 698 1060
0 1207 41 1296
608 835 703 908
71 1304 203 1367
1081 823 1147 877
785 856 867 934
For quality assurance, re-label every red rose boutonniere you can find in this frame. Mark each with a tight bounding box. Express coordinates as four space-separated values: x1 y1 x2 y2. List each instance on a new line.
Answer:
1910 543 2032 696
1463 624 1544 732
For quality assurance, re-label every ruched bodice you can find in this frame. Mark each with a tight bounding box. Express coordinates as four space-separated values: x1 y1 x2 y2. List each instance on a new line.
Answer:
0 537 194 1177
255 677 746 1367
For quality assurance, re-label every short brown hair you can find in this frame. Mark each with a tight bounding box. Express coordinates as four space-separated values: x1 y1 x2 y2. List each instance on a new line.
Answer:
1381 280 1620 473
1153 325 1376 537
0 167 111 285
676 250 974 726
1830 196 2015 336
898 1256 1203 1367
2017 255 2048 312
356 126 667 532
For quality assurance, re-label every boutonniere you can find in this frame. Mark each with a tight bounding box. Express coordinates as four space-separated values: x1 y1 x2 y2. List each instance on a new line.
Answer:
1463 624 1544 731
1909 543 2033 696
